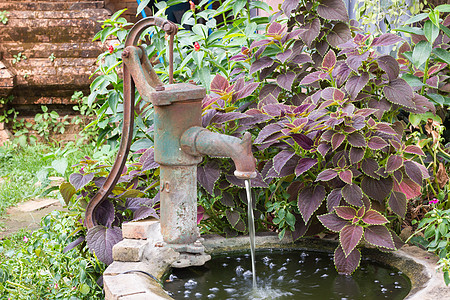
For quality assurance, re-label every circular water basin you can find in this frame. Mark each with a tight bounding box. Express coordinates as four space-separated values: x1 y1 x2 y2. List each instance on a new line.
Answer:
164 249 411 300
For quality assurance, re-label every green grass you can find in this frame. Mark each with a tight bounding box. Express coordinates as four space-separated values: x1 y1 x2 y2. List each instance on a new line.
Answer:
0 142 94 216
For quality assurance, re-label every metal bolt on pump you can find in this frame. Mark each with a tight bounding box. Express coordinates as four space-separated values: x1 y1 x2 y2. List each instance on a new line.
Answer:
85 17 257 267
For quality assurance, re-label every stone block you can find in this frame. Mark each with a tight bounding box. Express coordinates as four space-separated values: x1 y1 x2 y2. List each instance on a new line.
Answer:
122 218 160 240
104 261 155 277
112 239 149 262
104 273 171 300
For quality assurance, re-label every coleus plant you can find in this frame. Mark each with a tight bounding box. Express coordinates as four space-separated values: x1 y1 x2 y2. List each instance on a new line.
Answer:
59 148 160 265
217 0 435 274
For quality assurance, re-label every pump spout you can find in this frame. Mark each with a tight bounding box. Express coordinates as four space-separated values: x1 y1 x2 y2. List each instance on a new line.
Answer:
181 127 257 179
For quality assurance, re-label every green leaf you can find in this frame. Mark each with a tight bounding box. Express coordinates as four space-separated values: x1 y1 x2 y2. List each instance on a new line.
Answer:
198 67 211 91
59 182 76 204
436 4 450 12
424 20 439 44
51 158 68 175
412 40 432 68
136 0 151 16
107 91 119 114
285 211 296 227
429 9 440 27
409 112 442 126
80 283 90 295
111 8 127 21
402 74 424 87
428 94 446 107
405 13 429 24
440 24 450 39
445 271 450 286
130 138 153 151
394 26 424 36
233 0 246 17
433 48 450 65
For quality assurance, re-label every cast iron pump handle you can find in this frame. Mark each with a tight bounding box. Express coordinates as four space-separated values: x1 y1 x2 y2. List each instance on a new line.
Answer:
85 17 178 229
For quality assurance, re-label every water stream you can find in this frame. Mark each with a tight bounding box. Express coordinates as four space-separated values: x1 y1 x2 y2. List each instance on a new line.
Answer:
244 179 257 289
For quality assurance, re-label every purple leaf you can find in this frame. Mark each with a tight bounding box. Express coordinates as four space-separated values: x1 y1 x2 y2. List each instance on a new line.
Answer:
63 236 85 253
349 147 365 164
291 133 314 150
267 22 283 35
347 51 369 71
298 185 326 223
220 191 235 207
259 84 282 104
69 173 94 191
367 136 388 150
342 184 363 206
335 206 357 220
86 225 123 265
327 23 351 48
141 148 159 171
403 160 423 185
318 0 349 22
371 33 403 47
332 132 345 150
377 55 400 81
333 62 352 86
126 197 158 212
292 54 313 65
210 74 229 93
386 155 403 173
198 160 221 195
322 50 337 71
227 171 268 188
362 210 389 225
226 209 240 227
276 71 296 91
316 169 338 181
133 205 158 221
235 82 260 100
300 71 323 85
250 39 272 50
404 145 425 156
345 73 370 100
321 87 345 102
393 178 421 200
255 123 283 144
273 150 296 174
94 200 115 227
318 142 331 157
364 225 395 249
340 224 363 257
276 49 293 63
361 176 393 202
389 191 407 218
327 188 342 211
299 18 321 47
334 246 361 275
281 0 300 15
295 158 317 176
347 132 366 148
339 170 353 184
374 123 398 135
318 212 349 232
210 112 249 124
383 78 415 108
250 56 274 74
292 214 310 241
361 158 380 179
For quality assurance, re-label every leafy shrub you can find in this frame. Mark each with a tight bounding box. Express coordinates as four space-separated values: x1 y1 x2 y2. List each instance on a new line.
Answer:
0 211 104 299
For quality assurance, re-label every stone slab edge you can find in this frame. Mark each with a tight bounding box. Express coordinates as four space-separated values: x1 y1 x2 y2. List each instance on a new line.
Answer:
104 221 447 300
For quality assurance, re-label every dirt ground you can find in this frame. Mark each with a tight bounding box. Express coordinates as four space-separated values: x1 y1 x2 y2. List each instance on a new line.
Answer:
0 198 64 240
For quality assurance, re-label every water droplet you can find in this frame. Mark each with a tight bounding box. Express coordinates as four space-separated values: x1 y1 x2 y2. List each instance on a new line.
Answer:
209 287 219 292
262 256 271 264
277 275 284 281
185 279 197 289
207 294 216 298
289 279 299 284
381 288 388 293
224 288 236 294
315 257 321 262
395 285 402 289
231 277 236 282
321 274 329 278
398 271 403 275
244 254 249 257
195 292 202 298
236 257 242 261
278 266 287 272
236 266 244 275
243 270 252 277
269 262 276 269
390 272 395 276
184 290 191 295
286 258 291 262
169 274 178 281
222 263 228 267
374 280 379 283
394 282 399 285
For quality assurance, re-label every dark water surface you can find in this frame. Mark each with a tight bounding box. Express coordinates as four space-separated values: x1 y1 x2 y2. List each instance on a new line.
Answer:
164 249 410 300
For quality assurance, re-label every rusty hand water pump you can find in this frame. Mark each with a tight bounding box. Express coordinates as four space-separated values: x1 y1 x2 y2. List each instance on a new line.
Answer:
85 17 257 267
